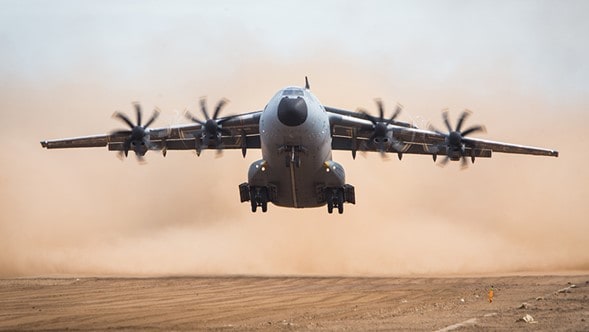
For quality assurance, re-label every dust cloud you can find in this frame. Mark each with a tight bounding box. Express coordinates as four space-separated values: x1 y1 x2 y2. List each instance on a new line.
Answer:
0 55 586 278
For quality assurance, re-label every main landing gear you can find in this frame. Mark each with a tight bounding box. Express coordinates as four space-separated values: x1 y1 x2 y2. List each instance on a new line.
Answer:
239 183 270 213
326 188 344 214
250 187 269 213
324 185 355 214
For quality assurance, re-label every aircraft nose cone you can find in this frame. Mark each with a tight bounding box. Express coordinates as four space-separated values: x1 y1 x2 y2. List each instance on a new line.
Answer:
277 96 307 127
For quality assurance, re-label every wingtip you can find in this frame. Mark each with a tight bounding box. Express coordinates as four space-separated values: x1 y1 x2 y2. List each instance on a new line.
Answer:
553 150 559 157
40 140 48 148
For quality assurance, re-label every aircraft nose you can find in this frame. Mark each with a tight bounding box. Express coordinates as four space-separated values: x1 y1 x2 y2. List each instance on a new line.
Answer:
277 96 308 126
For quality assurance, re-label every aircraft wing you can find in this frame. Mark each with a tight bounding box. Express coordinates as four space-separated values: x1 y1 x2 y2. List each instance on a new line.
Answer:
325 106 415 128
41 110 262 156
327 108 559 160
41 133 111 149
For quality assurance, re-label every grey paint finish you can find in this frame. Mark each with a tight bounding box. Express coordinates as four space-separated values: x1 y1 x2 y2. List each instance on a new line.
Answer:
256 87 338 208
40 80 559 213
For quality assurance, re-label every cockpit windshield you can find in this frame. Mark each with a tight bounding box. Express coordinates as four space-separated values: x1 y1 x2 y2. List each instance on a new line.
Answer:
282 88 304 97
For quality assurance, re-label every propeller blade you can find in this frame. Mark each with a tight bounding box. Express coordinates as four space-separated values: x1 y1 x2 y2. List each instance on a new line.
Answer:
427 124 446 136
143 108 160 128
134 103 142 127
113 112 135 129
359 109 377 125
455 110 471 132
375 99 384 120
184 111 206 125
212 99 228 120
200 98 210 120
442 110 452 132
460 156 469 170
386 104 402 125
111 130 132 136
217 114 237 125
391 104 402 122
439 155 450 167
461 125 486 137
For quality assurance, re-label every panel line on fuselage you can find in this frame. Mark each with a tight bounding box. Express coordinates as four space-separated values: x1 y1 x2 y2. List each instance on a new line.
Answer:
289 160 298 208
257 86 335 208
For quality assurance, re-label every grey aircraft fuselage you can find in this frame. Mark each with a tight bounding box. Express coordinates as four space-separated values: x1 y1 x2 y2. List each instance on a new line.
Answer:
248 86 345 208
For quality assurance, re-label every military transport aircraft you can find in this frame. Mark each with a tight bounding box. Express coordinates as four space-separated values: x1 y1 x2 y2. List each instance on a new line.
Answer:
41 78 558 214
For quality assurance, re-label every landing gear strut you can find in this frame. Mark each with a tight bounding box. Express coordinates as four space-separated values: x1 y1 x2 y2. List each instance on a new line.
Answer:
240 183 270 213
324 185 354 214
250 187 269 213
326 188 345 214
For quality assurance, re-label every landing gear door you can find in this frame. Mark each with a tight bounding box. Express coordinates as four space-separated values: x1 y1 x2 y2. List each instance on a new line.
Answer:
239 183 250 202
344 184 355 204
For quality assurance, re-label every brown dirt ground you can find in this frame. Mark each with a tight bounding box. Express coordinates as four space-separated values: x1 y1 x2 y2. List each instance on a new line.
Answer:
0 275 588 331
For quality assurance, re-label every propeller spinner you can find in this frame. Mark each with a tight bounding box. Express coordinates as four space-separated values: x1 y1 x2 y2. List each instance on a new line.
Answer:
185 97 235 156
111 103 160 161
428 109 486 169
359 99 405 159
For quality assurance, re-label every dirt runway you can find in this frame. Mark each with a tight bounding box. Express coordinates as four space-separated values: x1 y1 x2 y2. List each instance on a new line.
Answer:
0 274 588 331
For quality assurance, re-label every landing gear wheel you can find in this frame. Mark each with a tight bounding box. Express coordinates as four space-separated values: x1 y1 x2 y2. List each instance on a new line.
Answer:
337 190 344 214
325 188 346 214
250 187 269 213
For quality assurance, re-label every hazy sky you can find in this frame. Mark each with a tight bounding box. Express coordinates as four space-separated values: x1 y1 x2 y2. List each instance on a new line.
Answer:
0 1 588 277
2 1 587 96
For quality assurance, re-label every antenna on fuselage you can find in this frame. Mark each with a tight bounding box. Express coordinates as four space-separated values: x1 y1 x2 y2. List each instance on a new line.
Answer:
304 76 310 90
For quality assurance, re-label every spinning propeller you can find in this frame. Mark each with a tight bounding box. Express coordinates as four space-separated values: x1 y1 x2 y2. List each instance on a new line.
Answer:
112 103 160 161
185 97 235 156
359 99 405 158
428 109 486 169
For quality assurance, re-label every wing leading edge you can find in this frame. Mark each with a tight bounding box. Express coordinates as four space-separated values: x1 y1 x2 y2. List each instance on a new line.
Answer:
41 110 263 156
41 101 558 161
327 108 558 160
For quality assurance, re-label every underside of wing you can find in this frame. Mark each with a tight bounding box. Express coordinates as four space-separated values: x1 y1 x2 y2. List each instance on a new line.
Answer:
41 103 262 158
107 135 261 152
328 107 558 164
